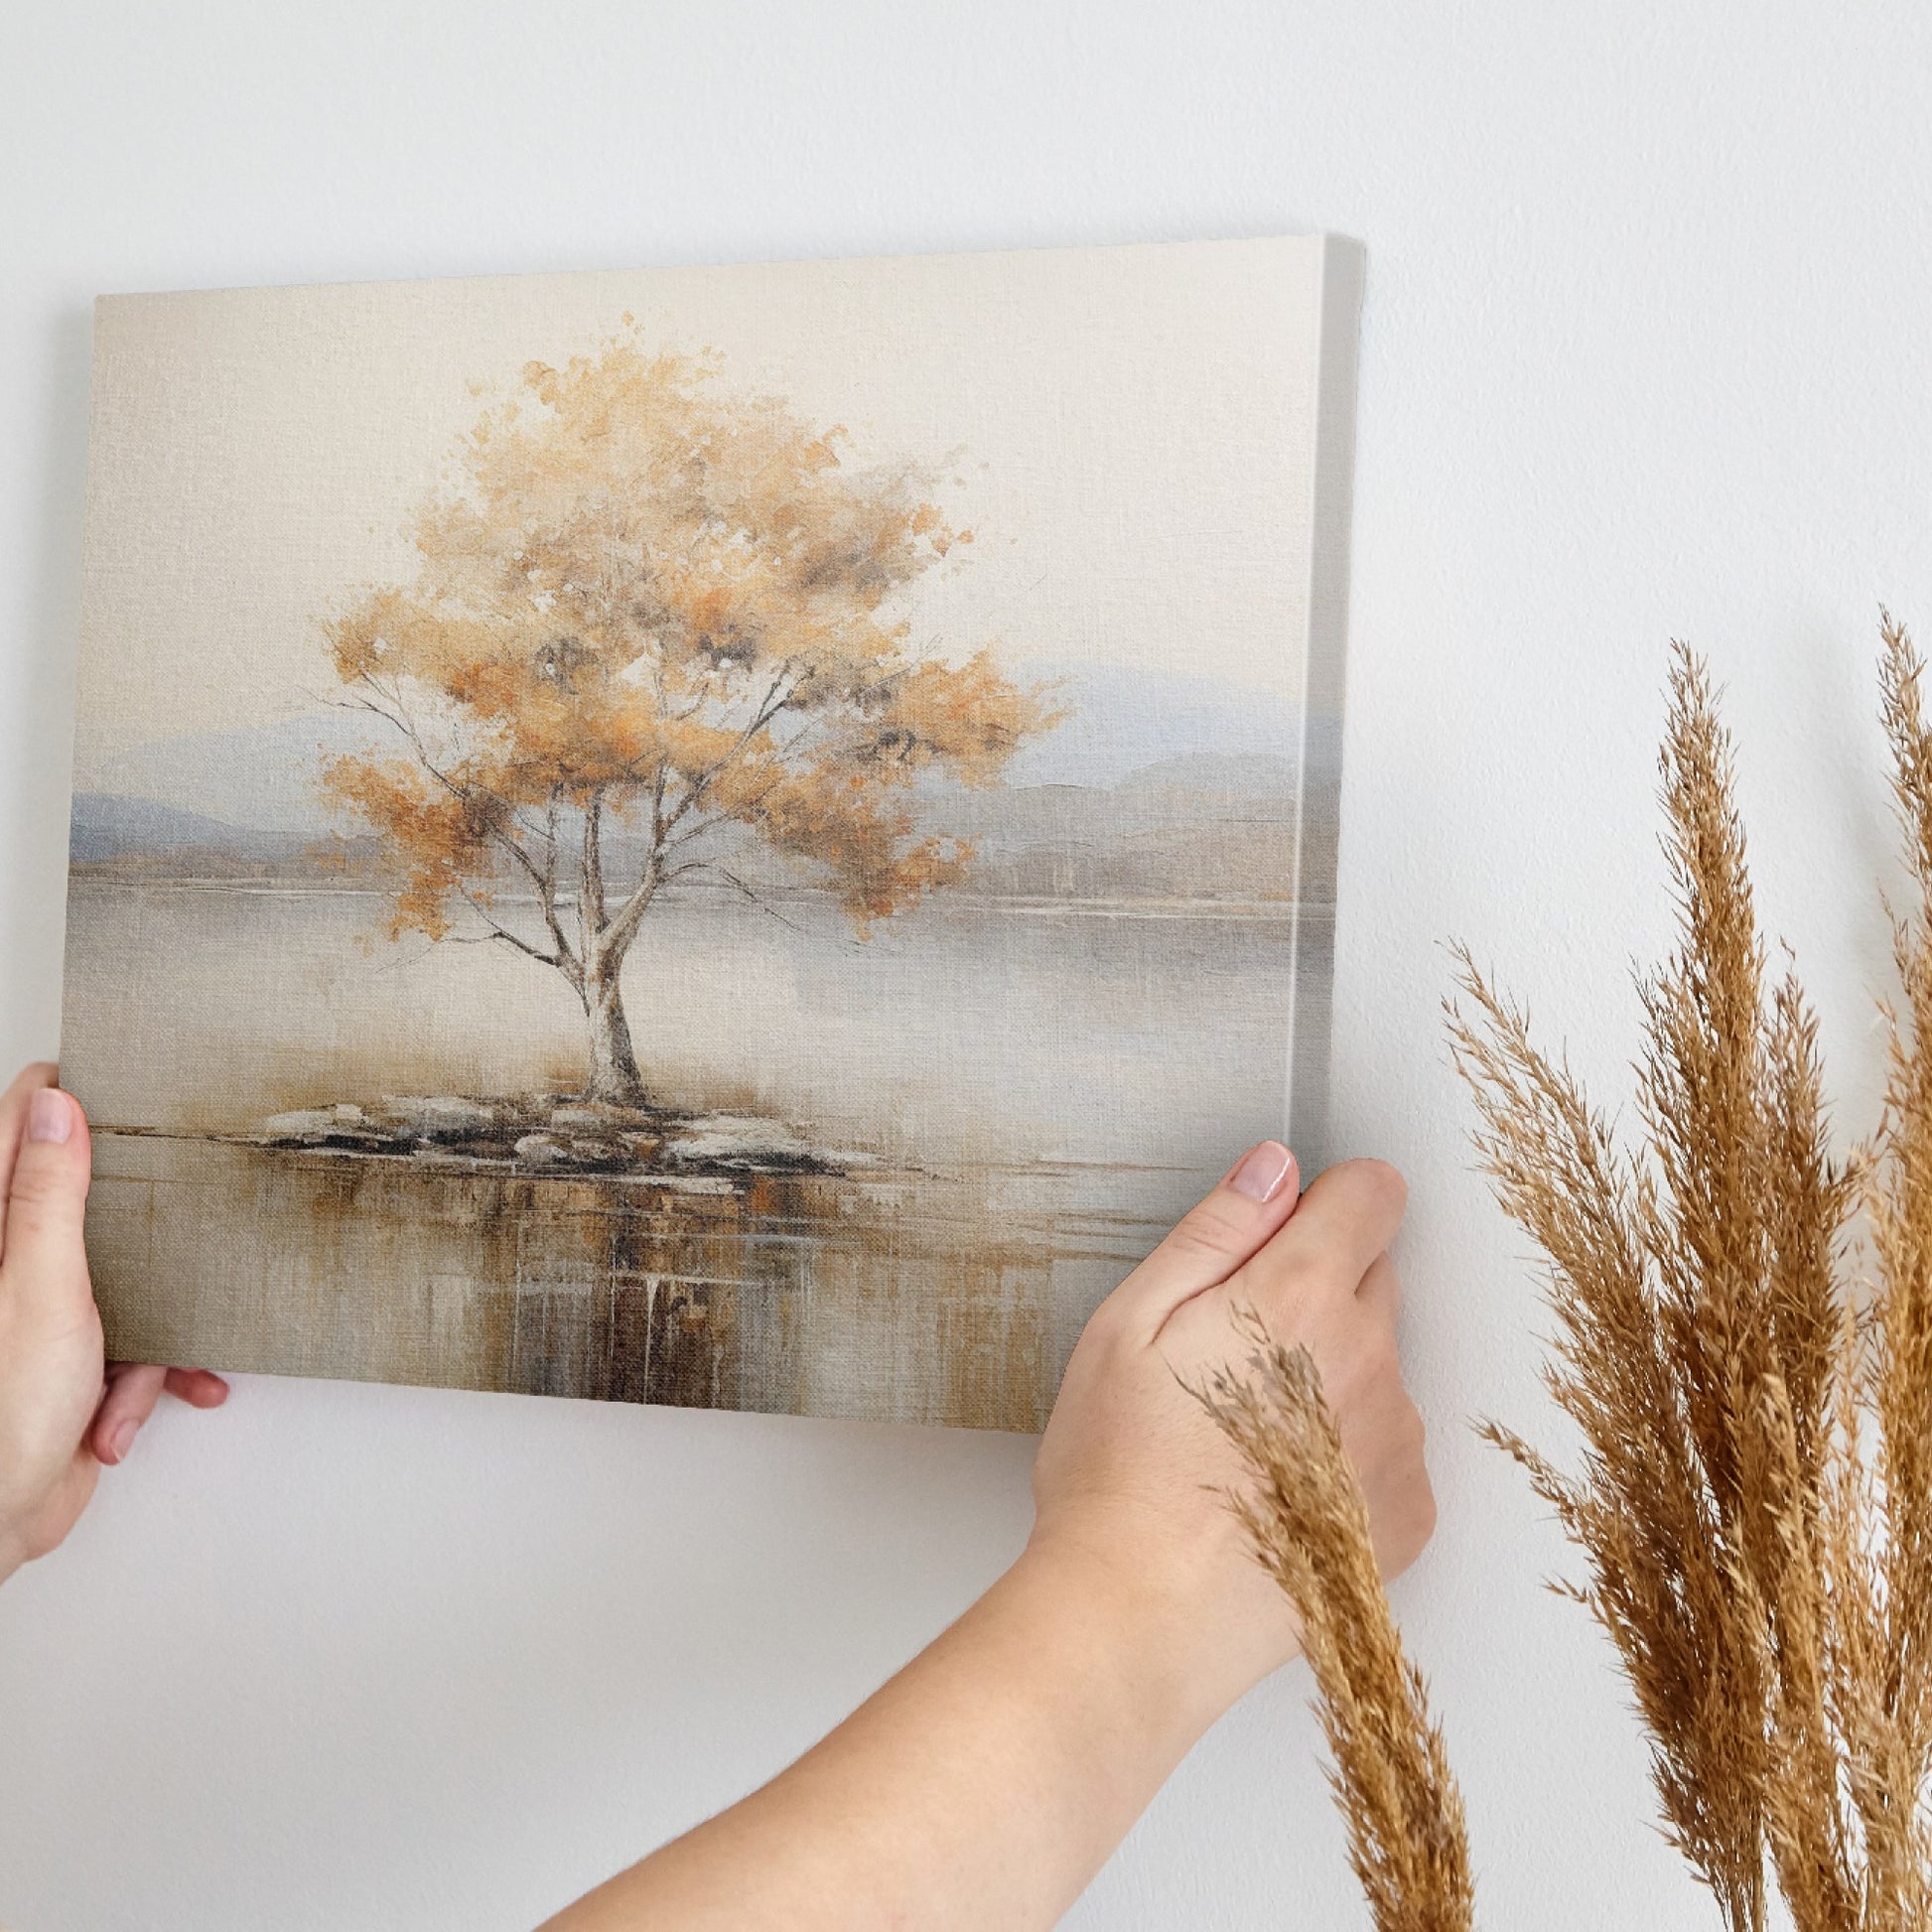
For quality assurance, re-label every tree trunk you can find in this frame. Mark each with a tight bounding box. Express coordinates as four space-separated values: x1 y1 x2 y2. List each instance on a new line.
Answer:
582 955 647 1107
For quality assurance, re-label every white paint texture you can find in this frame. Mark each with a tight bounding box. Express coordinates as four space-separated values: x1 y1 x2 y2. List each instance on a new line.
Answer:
3 3 1929 1924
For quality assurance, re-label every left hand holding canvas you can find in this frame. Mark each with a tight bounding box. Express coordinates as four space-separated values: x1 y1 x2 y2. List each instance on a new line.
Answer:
0 1062 227 1584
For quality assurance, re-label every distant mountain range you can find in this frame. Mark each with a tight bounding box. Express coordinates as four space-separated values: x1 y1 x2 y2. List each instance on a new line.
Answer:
69 660 1342 906
69 794 313 867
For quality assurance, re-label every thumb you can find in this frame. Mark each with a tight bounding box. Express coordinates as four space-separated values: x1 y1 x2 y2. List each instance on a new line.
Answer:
2 1088 94 1310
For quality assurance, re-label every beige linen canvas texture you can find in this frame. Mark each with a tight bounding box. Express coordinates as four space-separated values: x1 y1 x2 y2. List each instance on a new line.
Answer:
61 235 1361 1432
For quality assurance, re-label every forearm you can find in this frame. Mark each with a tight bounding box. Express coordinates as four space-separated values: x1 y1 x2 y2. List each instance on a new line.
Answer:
539 1149 1429 1931
543 1542 1236 1931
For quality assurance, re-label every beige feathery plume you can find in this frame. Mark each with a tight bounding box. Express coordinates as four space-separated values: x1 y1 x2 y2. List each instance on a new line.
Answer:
1448 621 1932 1930
1199 621 1932 1930
1199 1314 1475 1932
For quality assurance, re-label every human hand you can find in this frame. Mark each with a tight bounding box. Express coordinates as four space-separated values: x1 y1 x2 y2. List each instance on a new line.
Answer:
0 1063 228 1583
541 1147 1434 1932
1028 1146 1434 1725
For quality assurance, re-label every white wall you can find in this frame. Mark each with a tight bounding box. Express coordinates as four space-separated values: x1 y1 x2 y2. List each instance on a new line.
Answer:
3 3 1928 1924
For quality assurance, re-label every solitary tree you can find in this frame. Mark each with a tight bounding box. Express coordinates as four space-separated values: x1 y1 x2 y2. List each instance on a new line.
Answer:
323 332 1057 1106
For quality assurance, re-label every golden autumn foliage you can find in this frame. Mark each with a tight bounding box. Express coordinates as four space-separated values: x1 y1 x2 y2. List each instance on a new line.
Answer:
321 329 1059 1101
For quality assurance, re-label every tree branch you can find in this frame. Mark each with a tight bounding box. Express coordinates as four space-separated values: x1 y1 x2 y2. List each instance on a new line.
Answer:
599 857 662 961
457 886 561 966
582 789 608 954
347 672 581 979
584 673 777 961
669 860 809 934
661 760 798 855
662 668 801 830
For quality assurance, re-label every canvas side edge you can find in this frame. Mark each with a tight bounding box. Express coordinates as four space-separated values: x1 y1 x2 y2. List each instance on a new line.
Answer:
52 299 115 1067
76 229 1333 310
1283 234 1364 1173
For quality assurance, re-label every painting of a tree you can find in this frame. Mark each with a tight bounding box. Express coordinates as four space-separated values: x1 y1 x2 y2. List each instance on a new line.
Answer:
67 239 1344 1430
323 332 1058 1106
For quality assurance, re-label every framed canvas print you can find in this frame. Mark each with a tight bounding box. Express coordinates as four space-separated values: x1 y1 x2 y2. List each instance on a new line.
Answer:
60 234 1362 1431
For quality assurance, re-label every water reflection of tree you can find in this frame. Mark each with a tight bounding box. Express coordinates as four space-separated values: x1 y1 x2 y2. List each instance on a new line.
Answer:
324 1159 1058 1428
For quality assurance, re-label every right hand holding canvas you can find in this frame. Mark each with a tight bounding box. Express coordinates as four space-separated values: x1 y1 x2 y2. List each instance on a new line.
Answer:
0 1063 228 1585
546 1145 1437 1932
1027 1145 1436 1725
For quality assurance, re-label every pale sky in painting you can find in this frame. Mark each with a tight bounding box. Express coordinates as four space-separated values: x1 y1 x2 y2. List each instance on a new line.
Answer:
72 237 1324 782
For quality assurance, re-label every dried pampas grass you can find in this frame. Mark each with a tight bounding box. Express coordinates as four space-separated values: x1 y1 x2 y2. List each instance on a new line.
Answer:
1210 617 1932 1931
1447 616 1932 1930
1200 1314 1475 1932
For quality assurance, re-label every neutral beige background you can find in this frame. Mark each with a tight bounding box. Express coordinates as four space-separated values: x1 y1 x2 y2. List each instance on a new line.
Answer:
75 237 1319 775
3 2 1931 1927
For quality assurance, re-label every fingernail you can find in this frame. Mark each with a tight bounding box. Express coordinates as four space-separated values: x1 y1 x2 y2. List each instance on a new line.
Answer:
27 1089 71 1145
108 1419 137 1463
1229 1142 1294 1203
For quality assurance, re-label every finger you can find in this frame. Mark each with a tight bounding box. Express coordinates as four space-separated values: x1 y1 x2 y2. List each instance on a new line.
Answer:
1107 1142 1301 1335
1242 1159 1408 1309
92 1363 168 1465
0 1063 60 1259
163 1367 230 1409
1355 1252 1401 1321
2 1086 93 1313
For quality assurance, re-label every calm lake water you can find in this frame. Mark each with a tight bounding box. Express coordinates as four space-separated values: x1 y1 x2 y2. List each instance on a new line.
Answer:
65 880 1320 1429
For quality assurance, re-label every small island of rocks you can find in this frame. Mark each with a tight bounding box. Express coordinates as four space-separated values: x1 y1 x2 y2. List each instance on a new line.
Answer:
247 1094 873 1181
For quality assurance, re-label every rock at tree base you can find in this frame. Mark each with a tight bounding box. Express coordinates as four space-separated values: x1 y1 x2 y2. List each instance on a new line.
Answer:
247 1094 861 1179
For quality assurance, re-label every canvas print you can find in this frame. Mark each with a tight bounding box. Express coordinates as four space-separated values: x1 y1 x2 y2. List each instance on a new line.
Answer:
61 236 1361 1431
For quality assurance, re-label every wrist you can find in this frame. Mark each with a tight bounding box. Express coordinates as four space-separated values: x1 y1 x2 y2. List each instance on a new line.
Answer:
1005 1526 1285 1748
